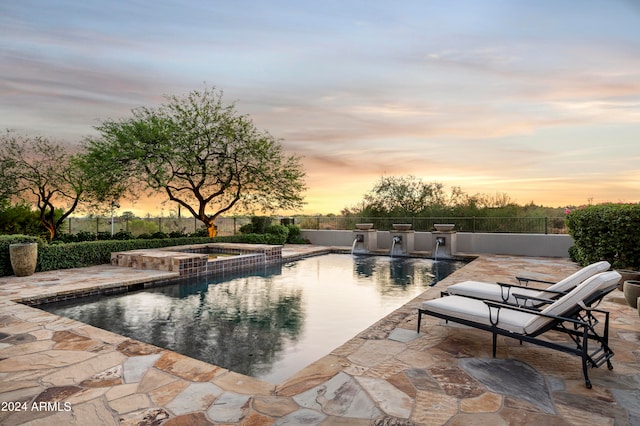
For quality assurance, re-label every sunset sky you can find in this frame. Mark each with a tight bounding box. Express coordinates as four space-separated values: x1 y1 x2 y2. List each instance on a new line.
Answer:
2 0 639 215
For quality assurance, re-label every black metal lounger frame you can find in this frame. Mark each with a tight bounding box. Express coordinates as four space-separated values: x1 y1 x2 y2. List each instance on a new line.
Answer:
417 290 615 389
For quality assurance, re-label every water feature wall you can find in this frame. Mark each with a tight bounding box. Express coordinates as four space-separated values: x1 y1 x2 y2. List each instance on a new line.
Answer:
432 224 457 259
302 230 573 258
389 230 415 256
352 227 378 254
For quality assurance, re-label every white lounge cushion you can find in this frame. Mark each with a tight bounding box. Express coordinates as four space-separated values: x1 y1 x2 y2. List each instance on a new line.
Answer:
420 296 537 335
446 280 542 306
446 260 610 305
542 260 611 294
523 270 621 334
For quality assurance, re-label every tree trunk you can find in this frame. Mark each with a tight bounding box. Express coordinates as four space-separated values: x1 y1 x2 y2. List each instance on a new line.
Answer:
42 219 56 241
206 219 217 237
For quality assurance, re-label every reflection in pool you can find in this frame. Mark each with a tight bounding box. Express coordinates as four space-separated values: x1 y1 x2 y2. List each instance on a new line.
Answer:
42 254 465 383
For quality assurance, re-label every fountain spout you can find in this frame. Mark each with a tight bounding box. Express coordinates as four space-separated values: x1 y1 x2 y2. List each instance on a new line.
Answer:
390 235 402 257
434 237 446 261
351 234 365 255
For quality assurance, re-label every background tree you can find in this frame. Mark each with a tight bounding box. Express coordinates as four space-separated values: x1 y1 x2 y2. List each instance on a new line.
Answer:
360 175 451 216
84 87 306 237
0 131 85 240
347 175 565 219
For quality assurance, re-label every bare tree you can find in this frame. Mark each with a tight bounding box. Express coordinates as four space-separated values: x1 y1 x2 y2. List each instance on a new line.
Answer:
0 130 85 240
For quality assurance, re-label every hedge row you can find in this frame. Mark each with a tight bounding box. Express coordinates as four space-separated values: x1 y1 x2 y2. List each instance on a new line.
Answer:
566 203 640 270
1 233 288 277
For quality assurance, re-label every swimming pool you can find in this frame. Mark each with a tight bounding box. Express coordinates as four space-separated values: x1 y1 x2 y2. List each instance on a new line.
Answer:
42 254 465 383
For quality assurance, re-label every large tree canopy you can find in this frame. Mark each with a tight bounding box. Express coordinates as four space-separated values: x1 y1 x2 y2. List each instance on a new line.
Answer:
346 175 527 218
358 175 457 216
0 130 86 240
84 88 306 236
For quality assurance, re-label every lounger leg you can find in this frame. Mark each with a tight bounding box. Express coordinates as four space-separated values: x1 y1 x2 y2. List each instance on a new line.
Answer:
417 310 422 333
492 332 497 357
581 326 592 389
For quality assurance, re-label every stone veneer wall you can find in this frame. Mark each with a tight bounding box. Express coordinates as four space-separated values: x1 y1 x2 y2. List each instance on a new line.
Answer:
176 243 282 266
111 250 209 277
111 243 284 278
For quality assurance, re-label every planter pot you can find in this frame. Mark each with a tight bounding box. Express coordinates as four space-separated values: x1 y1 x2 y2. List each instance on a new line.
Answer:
623 280 640 309
392 223 412 231
9 243 38 277
616 270 640 291
355 223 374 230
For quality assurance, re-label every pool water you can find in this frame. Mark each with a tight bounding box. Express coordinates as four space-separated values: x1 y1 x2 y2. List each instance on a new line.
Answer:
42 254 465 383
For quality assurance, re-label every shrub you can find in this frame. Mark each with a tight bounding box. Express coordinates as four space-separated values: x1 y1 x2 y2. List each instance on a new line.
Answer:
239 223 254 234
249 216 272 234
265 224 289 239
285 224 307 244
76 231 96 242
113 230 134 240
189 229 209 237
214 233 287 245
0 235 44 276
565 203 640 270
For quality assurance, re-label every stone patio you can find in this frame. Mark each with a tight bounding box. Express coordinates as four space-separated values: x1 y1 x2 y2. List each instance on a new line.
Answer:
0 245 638 425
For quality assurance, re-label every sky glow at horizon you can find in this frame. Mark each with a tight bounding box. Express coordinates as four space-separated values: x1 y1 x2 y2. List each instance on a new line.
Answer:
1 0 639 215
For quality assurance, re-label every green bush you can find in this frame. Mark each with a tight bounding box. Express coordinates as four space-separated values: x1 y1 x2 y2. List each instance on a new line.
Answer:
113 230 134 240
0 204 46 236
285 224 306 244
0 235 44 276
213 233 288 245
239 223 254 234
249 216 272 234
265 224 289 239
565 203 640 270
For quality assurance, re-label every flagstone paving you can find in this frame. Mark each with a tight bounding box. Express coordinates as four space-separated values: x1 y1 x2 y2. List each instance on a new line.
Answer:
0 245 638 425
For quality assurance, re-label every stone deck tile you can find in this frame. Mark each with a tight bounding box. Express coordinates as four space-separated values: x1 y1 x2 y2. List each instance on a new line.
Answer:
0 247 638 425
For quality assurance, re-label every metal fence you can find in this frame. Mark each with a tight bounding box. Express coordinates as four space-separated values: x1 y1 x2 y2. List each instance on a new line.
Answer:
295 217 567 234
64 215 567 237
65 216 252 237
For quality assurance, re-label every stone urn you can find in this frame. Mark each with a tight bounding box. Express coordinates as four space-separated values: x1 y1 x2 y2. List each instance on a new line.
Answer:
392 223 412 231
9 243 38 277
616 269 640 291
623 280 640 309
355 223 374 230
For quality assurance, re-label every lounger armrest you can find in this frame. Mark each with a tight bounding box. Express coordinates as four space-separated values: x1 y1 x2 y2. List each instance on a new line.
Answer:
515 276 555 286
511 293 554 307
495 282 521 288
496 282 566 295
483 300 589 327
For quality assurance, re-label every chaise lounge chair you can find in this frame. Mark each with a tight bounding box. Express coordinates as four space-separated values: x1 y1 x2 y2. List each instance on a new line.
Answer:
417 270 621 388
444 261 610 307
